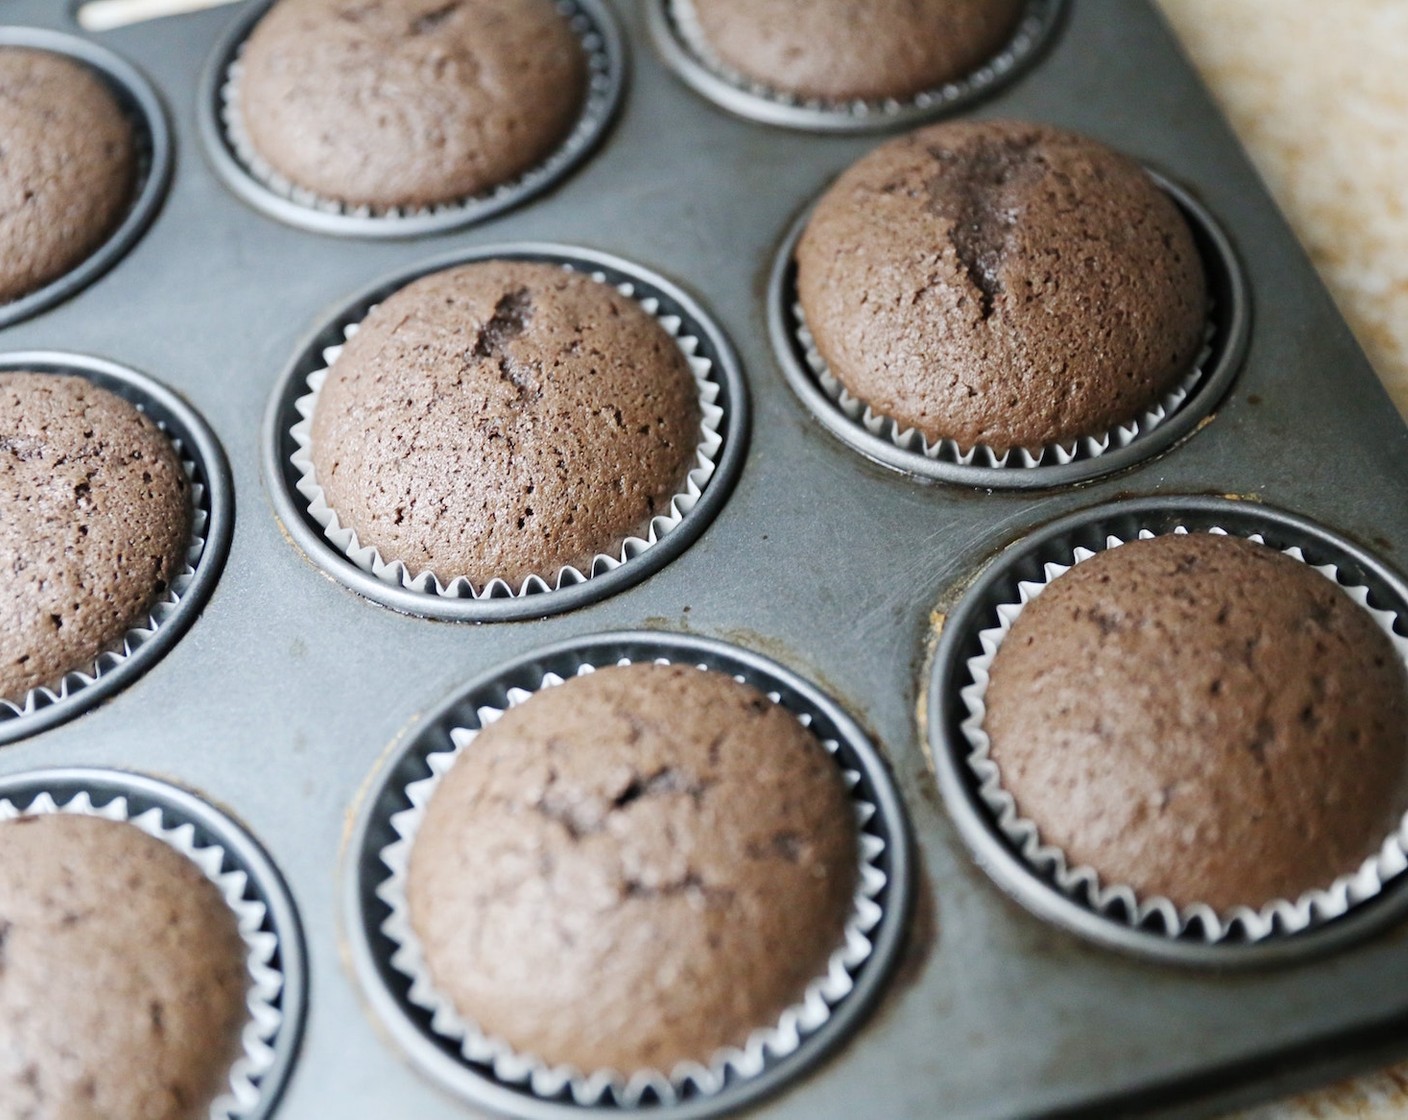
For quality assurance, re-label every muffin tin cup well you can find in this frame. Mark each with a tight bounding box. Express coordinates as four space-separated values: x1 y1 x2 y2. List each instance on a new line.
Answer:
343 631 913 1120
962 526 1408 943
197 0 625 239
767 170 1250 489
0 767 307 1120
378 655 886 1107
928 496 1408 968
289 258 723 605
0 27 173 329
2 371 208 718
0 353 233 746
647 0 1068 134
264 244 748 623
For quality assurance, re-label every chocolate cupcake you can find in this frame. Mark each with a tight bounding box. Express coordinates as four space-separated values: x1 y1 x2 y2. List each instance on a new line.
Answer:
685 0 1024 102
982 532 1408 913
0 373 191 702
0 47 137 304
0 813 248 1119
235 0 587 210
305 260 703 590
796 120 1208 454
403 662 859 1075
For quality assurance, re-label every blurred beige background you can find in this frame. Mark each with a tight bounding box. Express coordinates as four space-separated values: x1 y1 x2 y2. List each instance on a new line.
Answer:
1157 0 1408 422
1152 4 1408 1115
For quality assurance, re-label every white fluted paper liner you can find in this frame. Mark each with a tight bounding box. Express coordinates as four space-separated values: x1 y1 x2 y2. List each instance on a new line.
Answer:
669 0 1055 119
218 0 614 222
376 656 888 1106
0 426 209 716
959 524 1408 943
0 789 285 1119
289 267 725 600
793 300 1213 469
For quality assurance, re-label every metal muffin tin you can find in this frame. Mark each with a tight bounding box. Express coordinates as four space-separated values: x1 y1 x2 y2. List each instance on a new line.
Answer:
0 766 307 1120
344 631 912 1119
0 25 172 329
0 350 232 745
7 1 1408 1117
196 0 626 238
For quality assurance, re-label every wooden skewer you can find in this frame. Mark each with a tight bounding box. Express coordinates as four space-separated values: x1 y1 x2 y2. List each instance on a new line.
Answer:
77 0 243 32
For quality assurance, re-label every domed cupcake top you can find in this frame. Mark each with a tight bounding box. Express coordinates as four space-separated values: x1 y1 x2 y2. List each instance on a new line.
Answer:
307 260 702 587
406 661 859 1074
236 0 587 209
984 531 1408 912
0 47 136 304
0 373 190 702
687 0 1024 102
796 120 1208 453
0 813 248 1120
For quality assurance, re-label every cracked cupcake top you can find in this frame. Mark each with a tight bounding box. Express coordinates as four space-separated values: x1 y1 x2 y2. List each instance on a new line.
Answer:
0 813 248 1120
688 0 1024 102
405 662 859 1074
307 260 701 586
237 0 587 209
796 119 1208 453
984 532 1408 911
0 373 191 702
0 47 137 305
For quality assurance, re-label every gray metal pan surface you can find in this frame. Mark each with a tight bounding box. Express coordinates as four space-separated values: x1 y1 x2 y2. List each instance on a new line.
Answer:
2 2 1408 1118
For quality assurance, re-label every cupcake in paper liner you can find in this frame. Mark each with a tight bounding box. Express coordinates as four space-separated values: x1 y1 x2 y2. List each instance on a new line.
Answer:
958 524 1408 944
0 788 284 1117
289 259 724 602
375 656 887 1106
0 46 139 308
790 118 1215 469
0 372 208 719
219 0 615 221
666 0 1054 121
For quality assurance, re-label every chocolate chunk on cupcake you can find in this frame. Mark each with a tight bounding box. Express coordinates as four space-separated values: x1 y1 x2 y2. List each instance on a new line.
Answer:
307 260 701 588
796 120 1208 453
237 0 588 210
0 374 191 702
0 48 137 304
687 0 1024 102
984 532 1408 912
405 662 859 1073
0 813 248 1119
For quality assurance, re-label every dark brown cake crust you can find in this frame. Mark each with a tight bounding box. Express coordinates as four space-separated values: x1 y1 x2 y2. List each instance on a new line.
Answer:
0 814 249 1120
237 0 587 209
406 662 859 1073
690 0 1024 102
796 120 1208 453
985 533 1408 912
0 373 192 701
308 260 702 586
0 47 137 304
